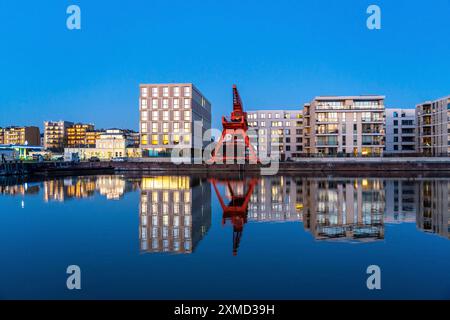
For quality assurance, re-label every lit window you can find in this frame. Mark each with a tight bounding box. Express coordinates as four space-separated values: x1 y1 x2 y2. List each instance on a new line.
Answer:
163 122 169 133
174 87 180 97
141 123 147 132
163 111 169 121
184 122 191 132
151 135 159 145
152 123 158 133
184 99 190 108
184 110 191 121
184 86 191 97
152 87 158 97
173 134 180 144
141 111 148 121
184 135 190 143
173 122 180 132
163 134 169 145
163 87 169 97
141 134 148 145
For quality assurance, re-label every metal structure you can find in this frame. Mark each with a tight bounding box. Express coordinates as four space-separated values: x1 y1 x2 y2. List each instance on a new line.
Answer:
211 177 258 255
209 85 258 163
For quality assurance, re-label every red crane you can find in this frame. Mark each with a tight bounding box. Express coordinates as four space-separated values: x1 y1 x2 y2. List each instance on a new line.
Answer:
210 177 259 255
208 85 259 164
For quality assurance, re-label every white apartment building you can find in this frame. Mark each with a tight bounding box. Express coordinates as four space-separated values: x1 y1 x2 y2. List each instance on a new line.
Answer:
139 83 211 158
416 96 450 156
247 110 303 160
303 96 385 157
385 109 416 154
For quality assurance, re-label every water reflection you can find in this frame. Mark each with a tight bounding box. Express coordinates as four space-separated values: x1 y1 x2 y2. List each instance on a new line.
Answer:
139 176 211 254
1 175 450 253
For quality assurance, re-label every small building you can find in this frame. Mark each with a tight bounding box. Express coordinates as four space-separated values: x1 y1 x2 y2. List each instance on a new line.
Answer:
64 129 141 160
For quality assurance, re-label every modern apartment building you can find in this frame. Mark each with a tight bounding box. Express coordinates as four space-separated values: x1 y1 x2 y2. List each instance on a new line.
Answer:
67 123 95 148
44 121 74 151
0 126 40 146
385 109 416 154
139 176 211 254
139 83 212 158
416 96 450 156
303 96 385 157
247 110 303 160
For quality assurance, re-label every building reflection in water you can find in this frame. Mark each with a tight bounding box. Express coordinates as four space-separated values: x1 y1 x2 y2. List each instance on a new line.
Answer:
416 180 450 239
139 176 211 254
302 179 385 242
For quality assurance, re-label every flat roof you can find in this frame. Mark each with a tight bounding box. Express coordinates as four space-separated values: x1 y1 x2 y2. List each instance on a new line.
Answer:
314 95 385 100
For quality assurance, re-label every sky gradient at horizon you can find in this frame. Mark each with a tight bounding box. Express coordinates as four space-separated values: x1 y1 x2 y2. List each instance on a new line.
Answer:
0 0 449 130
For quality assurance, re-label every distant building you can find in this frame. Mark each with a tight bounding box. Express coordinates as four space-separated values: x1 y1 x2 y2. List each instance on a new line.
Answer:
303 96 385 157
247 110 303 160
0 126 40 146
139 83 212 158
64 129 141 160
416 96 450 156
44 121 74 152
67 123 95 148
385 109 416 154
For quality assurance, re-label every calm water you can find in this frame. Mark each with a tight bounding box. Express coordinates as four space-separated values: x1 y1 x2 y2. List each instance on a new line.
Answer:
1 174 450 300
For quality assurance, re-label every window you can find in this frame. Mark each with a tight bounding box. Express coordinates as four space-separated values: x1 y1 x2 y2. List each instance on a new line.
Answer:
173 98 179 109
141 87 148 97
268 113 272 119
163 111 169 121
184 87 191 97
174 110 180 121
152 99 158 109
152 123 158 133
275 113 280 119
163 87 169 97
394 120 398 126
261 114 266 119
173 134 180 144
261 121 266 127
184 135 190 143
141 134 148 145
163 122 169 133
141 111 148 121
163 99 169 109
152 111 159 121
141 99 147 109
184 99 190 108
184 122 191 132
152 87 158 97
173 122 180 132
184 110 191 121
151 135 158 145
163 134 169 145
141 123 147 133
394 137 398 142
174 87 180 97
393 112 398 118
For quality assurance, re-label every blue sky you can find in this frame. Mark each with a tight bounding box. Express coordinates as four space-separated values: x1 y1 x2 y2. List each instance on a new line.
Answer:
0 0 449 130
